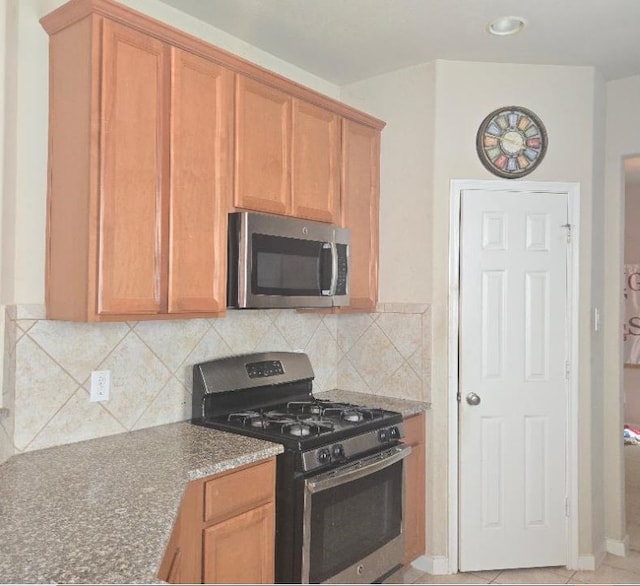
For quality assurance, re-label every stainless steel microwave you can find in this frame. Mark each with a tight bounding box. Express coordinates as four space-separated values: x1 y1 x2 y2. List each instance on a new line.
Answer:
227 211 349 309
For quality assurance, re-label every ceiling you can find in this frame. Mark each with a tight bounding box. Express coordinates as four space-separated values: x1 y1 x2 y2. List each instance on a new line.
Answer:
157 0 640 85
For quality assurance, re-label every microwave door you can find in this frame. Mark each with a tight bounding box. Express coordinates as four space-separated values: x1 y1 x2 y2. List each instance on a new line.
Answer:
244 234 333 309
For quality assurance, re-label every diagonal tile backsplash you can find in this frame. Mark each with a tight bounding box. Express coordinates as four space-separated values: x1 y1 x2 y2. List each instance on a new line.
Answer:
1 303 430 458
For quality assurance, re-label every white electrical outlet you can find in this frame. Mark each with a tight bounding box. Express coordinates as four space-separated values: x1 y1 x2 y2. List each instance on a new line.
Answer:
90 370 111 402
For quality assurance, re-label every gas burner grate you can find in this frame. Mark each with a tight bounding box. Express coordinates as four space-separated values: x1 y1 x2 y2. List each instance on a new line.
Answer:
285 400 333 416
227 411 261 425
228 410 299 429
320 405 386 423
299 417 336 432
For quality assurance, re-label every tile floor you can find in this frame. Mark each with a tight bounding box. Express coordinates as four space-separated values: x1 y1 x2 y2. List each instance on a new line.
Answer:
385 444 640 584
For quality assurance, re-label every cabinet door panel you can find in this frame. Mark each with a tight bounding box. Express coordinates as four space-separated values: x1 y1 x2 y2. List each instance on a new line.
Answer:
203 503 275 584
235 76 290 215
168 48 233 313
99 20 166 315
157 482 203 584
403 413 426 564
341 120 380 310
291 99 340 223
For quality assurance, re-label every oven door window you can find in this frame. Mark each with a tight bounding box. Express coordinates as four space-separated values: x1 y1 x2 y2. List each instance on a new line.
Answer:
306 459 402 583
251 234 332 297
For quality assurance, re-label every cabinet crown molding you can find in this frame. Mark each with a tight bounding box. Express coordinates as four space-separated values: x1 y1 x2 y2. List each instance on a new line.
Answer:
40 0 386 130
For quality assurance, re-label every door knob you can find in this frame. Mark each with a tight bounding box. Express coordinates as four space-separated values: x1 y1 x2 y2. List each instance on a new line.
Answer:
466 392 481 406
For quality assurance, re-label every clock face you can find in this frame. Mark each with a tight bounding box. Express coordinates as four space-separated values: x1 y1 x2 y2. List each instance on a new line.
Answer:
476 106 548 178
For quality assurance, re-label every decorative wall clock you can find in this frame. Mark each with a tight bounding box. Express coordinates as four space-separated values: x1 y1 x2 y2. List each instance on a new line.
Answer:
476 106 548 178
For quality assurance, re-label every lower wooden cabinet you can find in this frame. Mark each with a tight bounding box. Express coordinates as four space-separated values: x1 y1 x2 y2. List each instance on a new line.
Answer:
158 458 276 584
203 502 275 584
404 412 426 565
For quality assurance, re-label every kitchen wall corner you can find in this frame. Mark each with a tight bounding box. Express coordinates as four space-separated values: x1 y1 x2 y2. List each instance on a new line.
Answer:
336 303 431 403
1 303 431 455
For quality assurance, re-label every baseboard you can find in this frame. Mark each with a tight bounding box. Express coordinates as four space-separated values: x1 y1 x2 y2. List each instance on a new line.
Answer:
606 535 630 557
411 554 451 575
576 555 597 571
576 540 607 570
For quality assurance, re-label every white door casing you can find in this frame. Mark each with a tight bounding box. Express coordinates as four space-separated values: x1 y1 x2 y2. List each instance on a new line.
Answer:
457 186 572 571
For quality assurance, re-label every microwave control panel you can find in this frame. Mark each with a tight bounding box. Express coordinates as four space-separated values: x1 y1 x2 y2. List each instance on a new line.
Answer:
336 244 348 295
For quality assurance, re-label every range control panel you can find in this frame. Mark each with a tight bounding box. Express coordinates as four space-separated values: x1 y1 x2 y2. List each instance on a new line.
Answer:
246 360 285 379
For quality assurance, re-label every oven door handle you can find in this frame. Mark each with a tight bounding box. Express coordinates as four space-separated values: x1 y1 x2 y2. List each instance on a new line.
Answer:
305 444 411 494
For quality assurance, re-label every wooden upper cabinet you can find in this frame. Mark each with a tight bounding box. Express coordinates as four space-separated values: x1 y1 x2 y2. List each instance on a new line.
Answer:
341 119 381 311
41 0 385 321
98 20 167 316
168 48 233 314
43 11 233 321
235 83 341 223
235 75 291 215
291 99 341 223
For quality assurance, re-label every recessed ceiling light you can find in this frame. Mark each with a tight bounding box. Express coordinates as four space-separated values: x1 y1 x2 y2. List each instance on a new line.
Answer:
487 16 527 36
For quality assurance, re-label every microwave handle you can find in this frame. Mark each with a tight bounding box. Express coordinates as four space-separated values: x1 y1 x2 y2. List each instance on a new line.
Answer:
320 243 337 296
329 242 338 295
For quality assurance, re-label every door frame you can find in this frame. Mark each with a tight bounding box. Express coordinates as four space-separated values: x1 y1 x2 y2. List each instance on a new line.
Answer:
447 179 581 573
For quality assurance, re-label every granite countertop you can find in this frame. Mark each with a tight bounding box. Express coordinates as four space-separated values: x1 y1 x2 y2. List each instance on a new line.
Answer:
316 389 429 418
0 392 425 584
0 422 283 584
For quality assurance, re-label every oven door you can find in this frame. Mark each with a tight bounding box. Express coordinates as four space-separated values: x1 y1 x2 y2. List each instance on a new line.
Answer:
301 444 411 584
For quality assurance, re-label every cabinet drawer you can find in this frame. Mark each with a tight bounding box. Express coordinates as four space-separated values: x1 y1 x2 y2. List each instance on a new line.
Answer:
204 459 275 524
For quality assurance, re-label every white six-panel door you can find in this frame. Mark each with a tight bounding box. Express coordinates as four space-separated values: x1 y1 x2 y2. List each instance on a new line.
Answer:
458 188 569 571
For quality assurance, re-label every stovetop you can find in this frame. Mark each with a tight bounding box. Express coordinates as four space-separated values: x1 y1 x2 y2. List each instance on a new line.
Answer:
191 351 405 471
194 397 403 451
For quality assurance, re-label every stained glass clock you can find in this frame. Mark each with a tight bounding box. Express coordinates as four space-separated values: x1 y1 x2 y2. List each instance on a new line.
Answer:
476 106 548 178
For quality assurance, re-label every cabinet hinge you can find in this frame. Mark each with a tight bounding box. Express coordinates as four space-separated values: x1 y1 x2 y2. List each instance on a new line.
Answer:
561 223 572 244
456 392 461 403
565 361 571 381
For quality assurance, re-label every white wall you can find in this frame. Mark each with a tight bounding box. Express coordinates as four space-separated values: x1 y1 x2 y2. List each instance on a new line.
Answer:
0 1 6 303
0 0 19 460
604 75 640 550
590 70 607 560
0 0 7 412
344 59 607 567
433 61 605 564
341 62 435 304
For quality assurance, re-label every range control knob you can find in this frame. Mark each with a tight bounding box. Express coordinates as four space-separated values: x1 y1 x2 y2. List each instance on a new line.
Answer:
377 428 389 443
317 448 331 465
332 444 345 460
389 426 401 440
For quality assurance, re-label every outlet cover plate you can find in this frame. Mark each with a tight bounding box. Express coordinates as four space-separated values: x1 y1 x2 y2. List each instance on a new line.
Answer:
90 370 110 402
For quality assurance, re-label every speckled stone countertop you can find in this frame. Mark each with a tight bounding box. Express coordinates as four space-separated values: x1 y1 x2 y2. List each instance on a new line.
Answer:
316 389 429 418
0 422 283 584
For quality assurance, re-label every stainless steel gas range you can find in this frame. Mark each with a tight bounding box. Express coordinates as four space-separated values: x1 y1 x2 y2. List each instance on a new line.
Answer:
191 351 410 584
